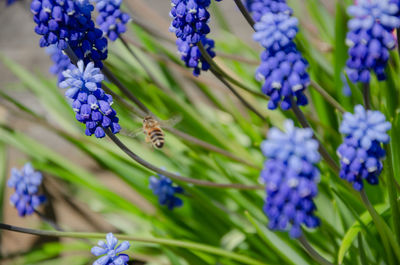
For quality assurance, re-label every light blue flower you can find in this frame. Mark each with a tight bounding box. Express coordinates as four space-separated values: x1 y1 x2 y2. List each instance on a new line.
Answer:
340 105 391 150
8 163 46 217
254 12 298 51
91 233 130 265
337 105 391 190
59 61 121 138
348 0 400 31
260 120 321 238
261 120 320 172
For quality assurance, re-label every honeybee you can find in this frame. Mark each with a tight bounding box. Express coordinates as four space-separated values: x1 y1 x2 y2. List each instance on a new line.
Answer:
124 115 181 149
143 115 165 149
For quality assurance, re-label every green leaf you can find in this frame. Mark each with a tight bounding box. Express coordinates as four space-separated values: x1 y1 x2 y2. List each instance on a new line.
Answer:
338 204 389 264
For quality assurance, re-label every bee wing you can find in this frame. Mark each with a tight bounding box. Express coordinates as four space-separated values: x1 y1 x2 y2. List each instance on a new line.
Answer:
121 127 144 139
160 114 182 129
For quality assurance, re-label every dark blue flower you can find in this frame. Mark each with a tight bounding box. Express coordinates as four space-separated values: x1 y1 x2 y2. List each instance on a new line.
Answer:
31 0 108 68
60 61 121 138
169 0 217 75
256 43 309 110
91 233 130 265
94 0 131 41
345 0 400 83
149 174 184 210
177 37 215 76
8 163 46 217
46 45 74 84
247 0 309 110
260 120 320 238
337 105 391 190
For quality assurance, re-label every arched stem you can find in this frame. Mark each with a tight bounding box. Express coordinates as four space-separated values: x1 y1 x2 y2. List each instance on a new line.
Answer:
210 68 267 121
232 0 255 28
298 236 333 265
0 223 267 265
105 129 264 190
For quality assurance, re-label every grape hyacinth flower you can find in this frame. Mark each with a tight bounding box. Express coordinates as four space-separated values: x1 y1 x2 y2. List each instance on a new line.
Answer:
337 105 391 190
8 163 46 217
169 0 217 75
91 233 130 265
30 0 108 68
177 37 215 76
245 0 292 22
150 173 184 210
256 43 310 110
93 0 131 41
253 12 298 51
248 0 310 110
60 61 121 138
260 120 321 238
345 0 400 83
46 45 73 85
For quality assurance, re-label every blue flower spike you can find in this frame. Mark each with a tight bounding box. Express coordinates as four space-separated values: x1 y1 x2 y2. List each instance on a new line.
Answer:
261 120 321 238
8 163 46 217
150 174 184 210
169 0 218 75
248 0 310 110
31 0 108 68
94 0 131 41
60 60 121 138
345 0 400 83
337 105 391 190
91 233 130 265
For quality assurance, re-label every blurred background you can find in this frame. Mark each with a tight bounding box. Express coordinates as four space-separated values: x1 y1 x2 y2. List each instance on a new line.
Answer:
0 0 257 258
0 0 334 264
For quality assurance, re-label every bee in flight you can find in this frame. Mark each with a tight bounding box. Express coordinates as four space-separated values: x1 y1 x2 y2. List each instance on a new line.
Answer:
125 115 181 149
143 115 165 149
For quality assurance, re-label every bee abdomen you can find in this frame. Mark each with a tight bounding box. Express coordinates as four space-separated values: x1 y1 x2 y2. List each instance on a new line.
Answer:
150 129 164 149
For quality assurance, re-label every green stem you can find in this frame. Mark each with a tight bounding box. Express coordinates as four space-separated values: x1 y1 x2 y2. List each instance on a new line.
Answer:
232 0 255 28
357 234 368 265
360 190 397 264
362 83 371 110
386 145 400 245
298 236 333 265
210 68 267 121
105 129 264 190
197 42 268 100
0 223 267 265
310 80 346 114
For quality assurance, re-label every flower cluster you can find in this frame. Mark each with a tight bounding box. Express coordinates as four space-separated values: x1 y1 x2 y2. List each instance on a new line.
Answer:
260 120 321 238
31 0 108 68
149 173 184 210
169 0 218 76
337 105 391 190
345 0 400 83
94 0 131 41
177 37 215 76
248 0 310 110
60 61 121 138
91 233 130 265
8 163 46 217
245 0 291 22
46 45 73 85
